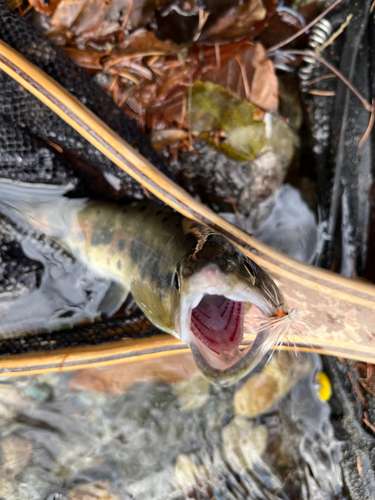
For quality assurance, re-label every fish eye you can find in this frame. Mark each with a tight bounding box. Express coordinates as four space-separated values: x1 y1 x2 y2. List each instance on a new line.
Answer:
173 270 180 291
243 259 255 278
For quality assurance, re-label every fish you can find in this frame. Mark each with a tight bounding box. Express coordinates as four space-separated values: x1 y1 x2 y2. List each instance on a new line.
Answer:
0 185 295 385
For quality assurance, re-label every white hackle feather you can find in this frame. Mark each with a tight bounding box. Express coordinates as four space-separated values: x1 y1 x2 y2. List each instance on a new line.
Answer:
244 308 313 358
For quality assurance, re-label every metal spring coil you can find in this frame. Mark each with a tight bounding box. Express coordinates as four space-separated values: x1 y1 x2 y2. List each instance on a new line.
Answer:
298 18 333 82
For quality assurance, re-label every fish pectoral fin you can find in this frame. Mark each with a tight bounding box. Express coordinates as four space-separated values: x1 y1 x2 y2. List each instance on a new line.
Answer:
131 279 176 333
98 281 130 316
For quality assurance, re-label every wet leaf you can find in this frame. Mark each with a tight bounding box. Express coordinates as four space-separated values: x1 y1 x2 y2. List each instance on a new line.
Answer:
150 128 189 149
70 0 107 37
233 352 313 417
189 81 266 161
222 417 267 473
105 29 183 63
51 0 88 29
154 0 200 45
199 0 267 44
105 0 156 32
173 454 202 493
67 481 122 499
63 47 104 71
193 41 278 110
173 371 210 410
258 5 306 49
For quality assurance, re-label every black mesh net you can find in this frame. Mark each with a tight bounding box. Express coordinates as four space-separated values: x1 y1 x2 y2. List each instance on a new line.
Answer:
0 2 165 352
0 314 158 356
0 118 78 186
0 212 43 297
0 1 172 199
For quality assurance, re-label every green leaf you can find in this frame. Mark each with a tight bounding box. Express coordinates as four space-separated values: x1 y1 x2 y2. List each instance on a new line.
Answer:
189 81 266 161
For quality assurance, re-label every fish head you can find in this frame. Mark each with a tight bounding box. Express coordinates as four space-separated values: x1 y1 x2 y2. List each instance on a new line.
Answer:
176 228 288 385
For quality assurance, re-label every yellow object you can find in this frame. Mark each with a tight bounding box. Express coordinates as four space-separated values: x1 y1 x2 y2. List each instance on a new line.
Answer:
316 372 332 401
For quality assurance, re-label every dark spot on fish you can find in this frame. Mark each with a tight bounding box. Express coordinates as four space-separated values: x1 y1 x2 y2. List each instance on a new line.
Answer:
140 262 147 280
139 205 147 212
118 239 126 251
117 259 122 270
130 240 141 263
162 217 169 223
176 222 182 228
163 270 174 288
96 209 101 215
156 210 162 216
150 260 161 282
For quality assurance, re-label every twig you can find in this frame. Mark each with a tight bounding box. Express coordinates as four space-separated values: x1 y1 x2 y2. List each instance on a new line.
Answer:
363 418 375 433
193 8 210 42
118 0 135 43
307 89 336 96
358 98 375 147
348 371 368 409
273 50 373 113
267 0 344 53
215 44 221 70
318 14 353 53
235 54 251 101
300 73 336 88
357 456 362 476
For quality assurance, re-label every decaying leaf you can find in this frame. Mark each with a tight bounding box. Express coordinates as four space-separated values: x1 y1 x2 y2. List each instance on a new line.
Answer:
189 81 266 161
69 0 107 37
151 128 189 149
222 417 267 473
103 29 183 66
51 0 88 29
200 0 267 43
105 0 156 32
67 481 121 500
233 352 314 418
63 47 104 71
199 41 278 111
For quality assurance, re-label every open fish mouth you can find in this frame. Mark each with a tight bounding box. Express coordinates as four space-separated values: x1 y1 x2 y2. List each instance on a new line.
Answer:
179 265 274 385
188 294 267 375
191 295 246 355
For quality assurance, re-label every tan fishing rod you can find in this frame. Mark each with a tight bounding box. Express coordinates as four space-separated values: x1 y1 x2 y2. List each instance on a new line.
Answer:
0 40 374 377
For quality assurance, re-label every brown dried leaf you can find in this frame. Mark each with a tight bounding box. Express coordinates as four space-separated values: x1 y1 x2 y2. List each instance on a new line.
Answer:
200 0 267 44
200 41 278 111
105 0 156 31
63 47 104 71
29 0 61 16
70 0 107 37
105 29 183 63
51 0 88 29
258 6 305 49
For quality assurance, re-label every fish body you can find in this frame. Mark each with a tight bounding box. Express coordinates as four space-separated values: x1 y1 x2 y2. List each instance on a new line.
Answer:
0 188 290 384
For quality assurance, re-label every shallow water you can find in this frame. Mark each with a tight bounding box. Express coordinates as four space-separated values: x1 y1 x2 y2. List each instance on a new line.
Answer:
0 351 343 500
